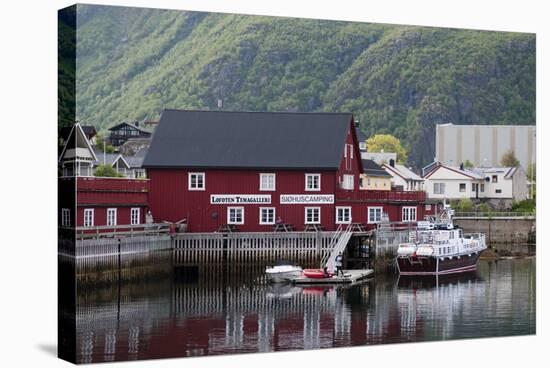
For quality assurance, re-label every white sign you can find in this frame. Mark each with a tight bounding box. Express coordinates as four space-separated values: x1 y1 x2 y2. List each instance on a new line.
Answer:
210 194 271 204
280 194 334 204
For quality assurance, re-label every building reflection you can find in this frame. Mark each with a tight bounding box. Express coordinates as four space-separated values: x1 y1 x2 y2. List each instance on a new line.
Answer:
71 257 535 363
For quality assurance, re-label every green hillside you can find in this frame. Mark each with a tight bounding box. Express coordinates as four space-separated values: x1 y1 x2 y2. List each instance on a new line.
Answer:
61 4 535 168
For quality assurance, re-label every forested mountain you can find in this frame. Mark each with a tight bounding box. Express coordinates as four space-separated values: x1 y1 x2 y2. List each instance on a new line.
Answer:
59 4 535 168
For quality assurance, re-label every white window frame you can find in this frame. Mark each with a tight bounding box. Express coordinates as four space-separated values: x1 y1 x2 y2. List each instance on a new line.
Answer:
259 207 276 225
61 208 70 227
434 182 446 195
107 208 117 226
130 208 140 225
305 207 321 224
227 207 244 225
188 172 205 191
459 183 466 192
336 206 352 224
402 206 417 222
84 209 94 227
305 173 321 191
259 173 276 191
342 174 354 190
368 206 383 224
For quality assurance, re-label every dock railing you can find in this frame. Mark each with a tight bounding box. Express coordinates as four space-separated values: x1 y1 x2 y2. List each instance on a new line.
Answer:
72 223 170 240
454 211 535 219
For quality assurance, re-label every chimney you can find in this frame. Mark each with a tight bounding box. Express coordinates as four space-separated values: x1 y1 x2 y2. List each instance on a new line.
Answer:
389 158 395 167
460 162 464 171
217 99 223 108
354 118 360 128
135 121 139 127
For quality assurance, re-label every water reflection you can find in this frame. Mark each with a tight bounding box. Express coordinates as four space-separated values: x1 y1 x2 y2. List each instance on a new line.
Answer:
62 255 535 363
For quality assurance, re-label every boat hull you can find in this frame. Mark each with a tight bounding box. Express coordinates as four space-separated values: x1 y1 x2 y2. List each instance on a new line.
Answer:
266 270 303 283
396 252 482 275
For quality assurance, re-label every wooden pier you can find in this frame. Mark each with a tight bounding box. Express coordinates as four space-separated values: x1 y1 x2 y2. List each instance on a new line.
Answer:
292 269 374 284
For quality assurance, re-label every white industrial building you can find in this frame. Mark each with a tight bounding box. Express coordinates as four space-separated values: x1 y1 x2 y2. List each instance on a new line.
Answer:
435 123 536 170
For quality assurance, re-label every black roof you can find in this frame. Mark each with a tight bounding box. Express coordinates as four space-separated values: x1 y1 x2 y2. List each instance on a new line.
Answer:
108 122 151 134
143 110 354 170
362 159 392 177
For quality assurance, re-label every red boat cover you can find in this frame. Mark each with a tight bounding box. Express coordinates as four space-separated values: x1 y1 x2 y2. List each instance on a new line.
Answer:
303 269 333 279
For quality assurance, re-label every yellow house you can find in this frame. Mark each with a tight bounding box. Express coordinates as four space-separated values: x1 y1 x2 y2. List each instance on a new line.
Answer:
360 159 392 191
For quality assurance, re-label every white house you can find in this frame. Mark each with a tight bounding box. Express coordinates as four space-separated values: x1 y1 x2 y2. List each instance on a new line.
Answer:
58 123 98 177
423 162 528 205
423 163 485 200
361 151 397 165
473 167 529 203
382 162 424 191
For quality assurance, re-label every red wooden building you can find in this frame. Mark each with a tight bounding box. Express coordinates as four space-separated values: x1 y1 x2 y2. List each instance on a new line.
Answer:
142 110 427 232
59 176 149 229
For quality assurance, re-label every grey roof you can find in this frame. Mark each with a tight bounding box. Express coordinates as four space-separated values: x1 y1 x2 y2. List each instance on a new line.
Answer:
143 110 354 170
355 127 368 143
125 147 148 168
394 164 422 181
362 159 392 177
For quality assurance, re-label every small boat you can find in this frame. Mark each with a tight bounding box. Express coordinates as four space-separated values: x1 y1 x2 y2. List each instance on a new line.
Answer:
302 268 333 279
265 260 303 282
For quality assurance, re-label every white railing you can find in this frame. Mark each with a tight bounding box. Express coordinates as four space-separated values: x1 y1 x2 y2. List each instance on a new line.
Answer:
322 224 353 270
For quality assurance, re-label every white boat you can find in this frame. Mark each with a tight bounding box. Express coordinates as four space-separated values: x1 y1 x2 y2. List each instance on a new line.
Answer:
396 203 487 275
265 260 303 282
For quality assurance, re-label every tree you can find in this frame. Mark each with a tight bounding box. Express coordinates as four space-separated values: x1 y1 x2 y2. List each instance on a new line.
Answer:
366 134 408 163
463 159 474 168
500 150 519 167
94 164 124 177
456 198 473 212
95 132 116 154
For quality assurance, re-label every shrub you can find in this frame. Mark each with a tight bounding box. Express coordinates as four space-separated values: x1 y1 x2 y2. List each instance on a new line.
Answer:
94 164 124 177
456 198 473 212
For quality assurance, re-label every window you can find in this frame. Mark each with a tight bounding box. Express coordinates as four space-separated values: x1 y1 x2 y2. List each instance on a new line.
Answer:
259 173 276 191
433 182 446 195
471 183 476 192
344 144 354 170
368 207 383 223
227 207 244 225
402 207 417 222
305 174 321 191
425 204 432 211
188 172 205 190
342 174 354 190
84 209 94 227
336 207 352 224
131 208 140 225
480 183 485 192
259 207 275 225
305 207 321 224
107 208 117 226
496 189 502 194
492 175 498 183
61 208 70 227
459 183 466 192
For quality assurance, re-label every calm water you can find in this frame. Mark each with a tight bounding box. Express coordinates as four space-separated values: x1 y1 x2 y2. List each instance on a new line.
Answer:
69 256 536 363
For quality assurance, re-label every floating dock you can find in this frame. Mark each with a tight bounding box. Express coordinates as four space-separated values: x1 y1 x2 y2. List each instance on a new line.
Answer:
291 269 374 284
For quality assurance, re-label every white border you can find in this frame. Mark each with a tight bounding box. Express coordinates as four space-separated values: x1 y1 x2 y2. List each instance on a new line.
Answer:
259 173 276 191
305 173 321 191
335 206 352 224
2 1 547 368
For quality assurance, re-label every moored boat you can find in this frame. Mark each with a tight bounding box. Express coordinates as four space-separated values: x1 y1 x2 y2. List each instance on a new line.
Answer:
396 203 487 275
265 260 303 282
302 268 333 279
